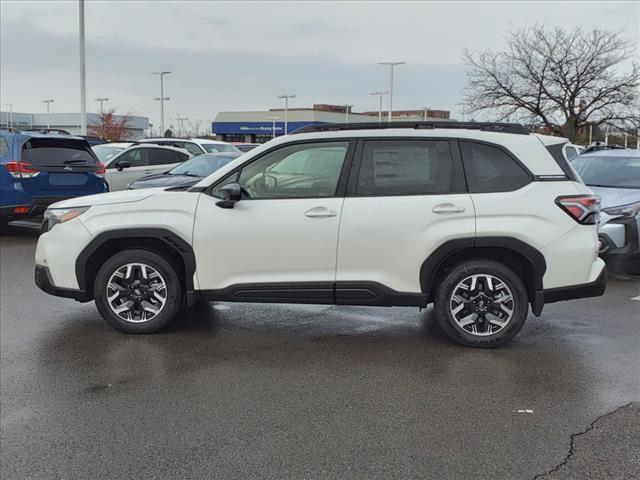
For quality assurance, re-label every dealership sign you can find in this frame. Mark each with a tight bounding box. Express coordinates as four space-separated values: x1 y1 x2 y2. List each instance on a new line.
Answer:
212 121 324 135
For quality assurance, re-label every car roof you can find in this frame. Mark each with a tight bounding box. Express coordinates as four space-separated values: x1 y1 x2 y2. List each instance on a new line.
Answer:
139 137 229 145
580 148 640 158
92 142 133 148
198 152 242 158
1 129 86 141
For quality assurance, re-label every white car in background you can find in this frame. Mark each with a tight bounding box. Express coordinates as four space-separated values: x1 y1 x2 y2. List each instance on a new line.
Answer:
102 144 191 191
91 142 133 162
136 138 241 156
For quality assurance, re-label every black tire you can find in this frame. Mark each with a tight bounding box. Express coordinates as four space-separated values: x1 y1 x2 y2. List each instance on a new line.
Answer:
433 260 529 348
94 249 182 333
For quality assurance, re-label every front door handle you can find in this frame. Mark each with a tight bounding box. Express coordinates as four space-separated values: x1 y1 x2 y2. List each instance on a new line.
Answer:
432 203 465 214
305 207 337 218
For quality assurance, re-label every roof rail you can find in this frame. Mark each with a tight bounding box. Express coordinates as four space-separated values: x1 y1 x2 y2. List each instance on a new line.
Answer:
582 143 626 154
291 121 530 135
24 128 72 135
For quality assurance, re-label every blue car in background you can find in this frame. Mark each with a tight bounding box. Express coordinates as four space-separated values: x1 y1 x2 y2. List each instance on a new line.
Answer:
0 129 108 225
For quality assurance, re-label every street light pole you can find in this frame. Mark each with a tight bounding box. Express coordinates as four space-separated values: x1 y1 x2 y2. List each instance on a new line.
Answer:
95 97 109 114
277 94 296 134
344 105 353 123
378 61 406 122
152 71 171 134
43 99 54 129
267 116 280 139
423 107 430 121
369 91 388 122
176 115 188 137
79 0 87 135
5 104 12 128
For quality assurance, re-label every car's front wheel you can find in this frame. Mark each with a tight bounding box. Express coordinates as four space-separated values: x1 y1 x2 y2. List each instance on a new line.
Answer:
434 260 529 348
94 249 182 333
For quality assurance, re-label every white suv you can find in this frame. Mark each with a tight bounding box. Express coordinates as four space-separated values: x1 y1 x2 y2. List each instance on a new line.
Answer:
35 123 606 347
136 138 241 156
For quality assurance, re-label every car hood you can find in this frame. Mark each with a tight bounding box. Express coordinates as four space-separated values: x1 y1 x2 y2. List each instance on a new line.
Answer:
588 186 640 209
49 189 164 209
129 173 200 190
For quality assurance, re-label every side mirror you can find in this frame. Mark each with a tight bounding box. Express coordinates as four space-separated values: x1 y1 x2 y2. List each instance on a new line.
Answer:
115 160 131 171
215 183 242 209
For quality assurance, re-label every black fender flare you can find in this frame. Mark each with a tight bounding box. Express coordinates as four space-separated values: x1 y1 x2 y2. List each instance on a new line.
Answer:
419 237 547 315
75 228 196 297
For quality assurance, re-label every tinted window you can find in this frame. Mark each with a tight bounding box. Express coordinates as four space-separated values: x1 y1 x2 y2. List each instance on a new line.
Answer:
92 145 125 162
21 138 97 166
356 140 459 196
0 137 8 156
460 141 530 193
238 142 348 199
182 142 205 156
571 155 640 189
112 148 147 168
148 148 182 166
202 143 241 154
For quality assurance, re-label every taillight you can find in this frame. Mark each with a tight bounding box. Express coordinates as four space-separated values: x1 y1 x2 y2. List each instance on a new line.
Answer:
95 162 105 176
555 195 600 224
5 161 39 178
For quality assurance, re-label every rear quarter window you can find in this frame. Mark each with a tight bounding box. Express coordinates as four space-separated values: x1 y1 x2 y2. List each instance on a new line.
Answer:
0 137 9 156
460 141 531 193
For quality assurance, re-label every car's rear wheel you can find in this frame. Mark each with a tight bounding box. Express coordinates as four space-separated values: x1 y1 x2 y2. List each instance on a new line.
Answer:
434 260 528 348
94 249 182 333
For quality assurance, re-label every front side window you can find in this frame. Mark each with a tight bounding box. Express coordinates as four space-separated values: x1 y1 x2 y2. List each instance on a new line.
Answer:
356 140 459 196
460 141 530 193
202 143 240 154
111 148 147 168
182 142 205 156
237 142 349 199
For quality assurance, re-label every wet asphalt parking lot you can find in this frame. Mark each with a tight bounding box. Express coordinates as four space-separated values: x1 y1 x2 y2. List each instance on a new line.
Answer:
1 223 639 480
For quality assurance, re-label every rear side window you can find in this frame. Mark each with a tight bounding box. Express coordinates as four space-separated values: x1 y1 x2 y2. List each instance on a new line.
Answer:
21 138 97 166
356 140 463 196
544 143 579 182
0 137 9 156
113 148 147 167
460 141 530 193
182 143 204 156
148 148 182 166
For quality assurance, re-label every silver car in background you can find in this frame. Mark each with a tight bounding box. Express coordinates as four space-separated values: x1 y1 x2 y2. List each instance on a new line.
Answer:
571 147 640 274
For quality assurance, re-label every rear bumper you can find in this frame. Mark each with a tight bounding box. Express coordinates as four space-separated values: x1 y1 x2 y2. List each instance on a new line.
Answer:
1 197 73 218
542 266 607 304
35 265 89 302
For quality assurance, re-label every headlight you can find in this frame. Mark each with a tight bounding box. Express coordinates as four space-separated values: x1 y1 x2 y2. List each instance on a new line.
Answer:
602 201 640 218
42 207 90 232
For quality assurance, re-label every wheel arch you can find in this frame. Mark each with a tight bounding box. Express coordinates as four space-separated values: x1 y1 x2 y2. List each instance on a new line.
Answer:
420 237 546 316
75 228 196 302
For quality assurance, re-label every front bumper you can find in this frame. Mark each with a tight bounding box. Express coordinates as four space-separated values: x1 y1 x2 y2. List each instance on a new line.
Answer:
599 216 639 257
35 265 89 302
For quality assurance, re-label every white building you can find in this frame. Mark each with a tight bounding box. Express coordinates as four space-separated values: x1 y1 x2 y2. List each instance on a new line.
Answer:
0 111 150 139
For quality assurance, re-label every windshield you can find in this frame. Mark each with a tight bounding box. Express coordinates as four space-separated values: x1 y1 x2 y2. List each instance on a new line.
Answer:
202 143 241 154
571 155 640 189
169 154 236 177
92 145 125 162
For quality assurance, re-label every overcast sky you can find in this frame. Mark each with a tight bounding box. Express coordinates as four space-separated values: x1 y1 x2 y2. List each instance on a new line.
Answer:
1 0 638 130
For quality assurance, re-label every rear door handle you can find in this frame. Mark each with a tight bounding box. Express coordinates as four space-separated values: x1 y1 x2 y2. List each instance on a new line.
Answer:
432 203 465 214
305 207 337 218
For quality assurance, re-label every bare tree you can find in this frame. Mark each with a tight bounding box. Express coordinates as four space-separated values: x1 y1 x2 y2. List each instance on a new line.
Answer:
88 110 133 141
463 26 640 142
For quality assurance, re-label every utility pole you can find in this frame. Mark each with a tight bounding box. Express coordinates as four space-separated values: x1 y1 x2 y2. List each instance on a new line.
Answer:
378 61 406 122
43 99 54 129
423 107 431 121
79 0 87 135
277 94 296 134
589 124 593 144
176 114 188 137
267 116 280 138
95 97 109 114
152 71 171 134
369 91 388 122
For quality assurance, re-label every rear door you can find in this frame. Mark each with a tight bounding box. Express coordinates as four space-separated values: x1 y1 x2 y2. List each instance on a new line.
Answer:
336 138 475 296
18 137 103 197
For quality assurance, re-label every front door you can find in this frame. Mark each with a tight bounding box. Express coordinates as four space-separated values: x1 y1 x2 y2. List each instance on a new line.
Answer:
193 140 354 299
105 148 150 191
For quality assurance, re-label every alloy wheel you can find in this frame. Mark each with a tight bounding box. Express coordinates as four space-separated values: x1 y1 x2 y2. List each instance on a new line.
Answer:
106 263 167 323
449 274 514 336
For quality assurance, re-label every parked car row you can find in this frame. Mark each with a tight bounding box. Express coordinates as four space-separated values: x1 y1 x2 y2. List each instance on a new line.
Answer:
0 129 242 224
